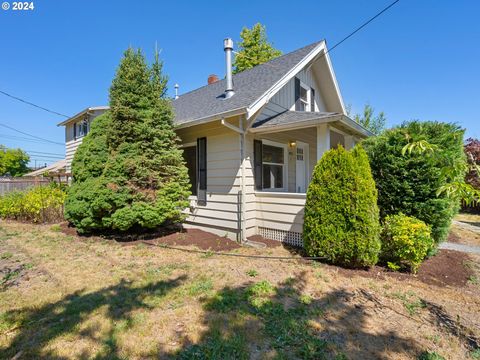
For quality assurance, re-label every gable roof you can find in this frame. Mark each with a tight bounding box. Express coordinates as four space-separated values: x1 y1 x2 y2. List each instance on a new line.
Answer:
173 40 329 126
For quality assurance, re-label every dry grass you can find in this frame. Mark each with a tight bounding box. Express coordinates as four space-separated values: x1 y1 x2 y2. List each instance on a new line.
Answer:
451 213 480 247
0 220 479 359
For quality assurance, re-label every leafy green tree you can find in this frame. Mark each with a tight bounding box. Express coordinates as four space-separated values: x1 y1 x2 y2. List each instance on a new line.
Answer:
303 145 380 268
362 121 466 243
350 104 386 135
65 48 190 233
0 145 30 176
233 23 282 74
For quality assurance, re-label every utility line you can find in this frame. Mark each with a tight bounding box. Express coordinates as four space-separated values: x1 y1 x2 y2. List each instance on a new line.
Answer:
232 0 401 68
24 150 64 156
0 134 62 145
0 90 70 118
0 123 64 146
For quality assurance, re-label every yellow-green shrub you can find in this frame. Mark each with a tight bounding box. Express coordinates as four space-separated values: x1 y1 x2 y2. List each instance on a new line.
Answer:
0 185 66 223
381 213 434 273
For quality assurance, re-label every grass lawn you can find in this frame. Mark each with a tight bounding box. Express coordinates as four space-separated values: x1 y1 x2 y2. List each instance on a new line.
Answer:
0 218 479 359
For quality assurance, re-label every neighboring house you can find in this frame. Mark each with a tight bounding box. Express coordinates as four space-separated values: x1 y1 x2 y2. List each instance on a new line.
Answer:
24 159 67 177
58 39 371 246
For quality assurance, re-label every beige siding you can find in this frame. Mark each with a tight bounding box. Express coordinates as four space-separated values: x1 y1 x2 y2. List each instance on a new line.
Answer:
177 118 245 240
256 192 306 234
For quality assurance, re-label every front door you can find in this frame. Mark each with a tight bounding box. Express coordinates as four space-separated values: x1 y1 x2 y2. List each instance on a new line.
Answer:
295 142 308 193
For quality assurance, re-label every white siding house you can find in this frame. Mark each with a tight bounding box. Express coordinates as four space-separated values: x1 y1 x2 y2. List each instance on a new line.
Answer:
58 39 370 245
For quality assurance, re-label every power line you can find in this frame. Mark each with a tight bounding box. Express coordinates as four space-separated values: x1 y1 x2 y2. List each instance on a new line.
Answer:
0 123 64 146
326 0 401 55
24 150 65 156
0 90 70 118
0 134 61 145
232 0 400 69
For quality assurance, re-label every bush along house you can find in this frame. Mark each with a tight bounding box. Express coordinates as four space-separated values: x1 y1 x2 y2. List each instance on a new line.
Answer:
58 39 371 245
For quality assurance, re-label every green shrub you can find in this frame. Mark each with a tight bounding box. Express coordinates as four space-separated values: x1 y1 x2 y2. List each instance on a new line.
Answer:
65 48 190 234
0 184 66 223
362 121 466 243
381 214 434 273
303 145 381 268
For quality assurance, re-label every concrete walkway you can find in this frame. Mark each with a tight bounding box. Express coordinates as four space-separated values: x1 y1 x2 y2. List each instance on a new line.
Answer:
452 220 480 235
439 242 480 255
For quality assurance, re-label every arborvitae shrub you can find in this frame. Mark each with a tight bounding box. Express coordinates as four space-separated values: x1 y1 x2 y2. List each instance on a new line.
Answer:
65 48 190 234
362 121 465 243
380 213 433 273
303 145 380 268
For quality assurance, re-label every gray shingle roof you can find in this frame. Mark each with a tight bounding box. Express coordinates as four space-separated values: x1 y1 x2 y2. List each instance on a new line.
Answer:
252 110 340 129
172 40 324 125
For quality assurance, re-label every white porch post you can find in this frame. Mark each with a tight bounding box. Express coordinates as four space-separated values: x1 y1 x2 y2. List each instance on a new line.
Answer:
316 124 330 161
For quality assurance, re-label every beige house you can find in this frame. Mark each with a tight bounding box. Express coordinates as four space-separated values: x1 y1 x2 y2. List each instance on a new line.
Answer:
58 39 371 246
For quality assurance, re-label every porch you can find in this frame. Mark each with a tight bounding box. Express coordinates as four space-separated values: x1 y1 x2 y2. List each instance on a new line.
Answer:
248 113 370 245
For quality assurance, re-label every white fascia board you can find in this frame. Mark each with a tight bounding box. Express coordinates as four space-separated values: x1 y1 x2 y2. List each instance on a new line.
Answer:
246 41 327 120
56 106 109 127
323 49 346 115
175 107 247 129
249 114 342 134
338 115 373 138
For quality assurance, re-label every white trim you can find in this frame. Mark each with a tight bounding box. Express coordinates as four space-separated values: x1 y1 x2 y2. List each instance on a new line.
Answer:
246 41 327 119
260 139 288 192
179 142 196 148
295 141 309 193
175 107 247 130
255 191 306 198
322 50 346 114
221 118 244 134
57 106 109 126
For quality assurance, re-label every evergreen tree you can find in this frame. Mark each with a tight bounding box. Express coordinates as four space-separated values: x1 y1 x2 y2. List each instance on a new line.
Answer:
351 104 386 135
303 145 380 268
233 23 282 74
65 48 190 233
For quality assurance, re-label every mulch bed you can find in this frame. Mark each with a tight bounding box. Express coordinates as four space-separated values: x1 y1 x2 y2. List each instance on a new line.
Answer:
447 231 462 243
335 249 473 288
59 222 241 252
59 222 473 287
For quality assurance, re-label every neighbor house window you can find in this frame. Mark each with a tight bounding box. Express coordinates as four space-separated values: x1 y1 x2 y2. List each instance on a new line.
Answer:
254 140 287 191
74 119 89 139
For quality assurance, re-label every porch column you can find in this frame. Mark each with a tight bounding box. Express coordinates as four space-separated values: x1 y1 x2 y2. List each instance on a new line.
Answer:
316 124 330 161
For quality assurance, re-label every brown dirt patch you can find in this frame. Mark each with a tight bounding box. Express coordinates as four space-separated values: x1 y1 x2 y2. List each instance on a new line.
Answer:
334 250 473 288
447 231 462 243
247 235 283 248
146 228 241 251
59 222 241 252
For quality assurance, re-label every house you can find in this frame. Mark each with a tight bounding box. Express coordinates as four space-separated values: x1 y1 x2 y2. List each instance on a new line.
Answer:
57 39 371 246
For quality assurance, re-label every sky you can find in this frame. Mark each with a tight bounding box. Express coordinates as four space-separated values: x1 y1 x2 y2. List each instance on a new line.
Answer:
0 0 479 167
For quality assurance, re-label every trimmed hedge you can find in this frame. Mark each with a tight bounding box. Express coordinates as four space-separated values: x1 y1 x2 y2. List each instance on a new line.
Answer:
362 121 465 243
303 145 380 268
381 213 433 273
0 184 66 223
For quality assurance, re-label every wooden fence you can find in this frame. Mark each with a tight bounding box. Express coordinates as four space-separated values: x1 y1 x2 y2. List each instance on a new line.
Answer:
0 178 66 196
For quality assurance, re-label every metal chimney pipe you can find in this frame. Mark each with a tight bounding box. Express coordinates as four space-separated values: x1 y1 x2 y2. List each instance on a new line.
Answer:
174 83 179 99
223 38 234 98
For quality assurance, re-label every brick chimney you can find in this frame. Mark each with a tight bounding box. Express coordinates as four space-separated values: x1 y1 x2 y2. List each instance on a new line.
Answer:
208 74 219 85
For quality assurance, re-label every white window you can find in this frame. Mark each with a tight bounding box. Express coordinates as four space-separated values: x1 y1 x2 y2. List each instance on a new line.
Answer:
75 119 89 139
262 140 287 191
299 83 310 112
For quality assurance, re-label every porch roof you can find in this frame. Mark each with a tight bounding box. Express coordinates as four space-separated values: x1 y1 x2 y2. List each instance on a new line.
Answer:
250 110 372 138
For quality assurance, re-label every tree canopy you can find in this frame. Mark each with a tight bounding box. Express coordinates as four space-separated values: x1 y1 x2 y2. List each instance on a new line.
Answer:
350 104 386 135
65 48 190 233
233 23 282 74
0 145 30 177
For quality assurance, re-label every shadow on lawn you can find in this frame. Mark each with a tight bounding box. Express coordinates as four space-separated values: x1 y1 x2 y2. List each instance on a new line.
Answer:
0 276 186 359
169 271 424 360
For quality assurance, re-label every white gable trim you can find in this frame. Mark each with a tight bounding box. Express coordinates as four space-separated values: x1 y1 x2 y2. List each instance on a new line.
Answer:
246 41 346 120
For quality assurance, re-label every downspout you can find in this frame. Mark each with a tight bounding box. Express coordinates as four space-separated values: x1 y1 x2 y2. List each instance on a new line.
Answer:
220 117 247 243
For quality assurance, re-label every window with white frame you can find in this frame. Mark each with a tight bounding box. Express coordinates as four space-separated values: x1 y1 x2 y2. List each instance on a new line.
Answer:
74 119 89 139
299 83 310 111
262 141 287 190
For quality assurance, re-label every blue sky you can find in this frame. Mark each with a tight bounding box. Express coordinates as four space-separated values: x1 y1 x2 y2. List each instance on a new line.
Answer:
0 0 479 166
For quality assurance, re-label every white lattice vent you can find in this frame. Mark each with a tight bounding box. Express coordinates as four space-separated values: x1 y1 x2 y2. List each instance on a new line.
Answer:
258 227 303 247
